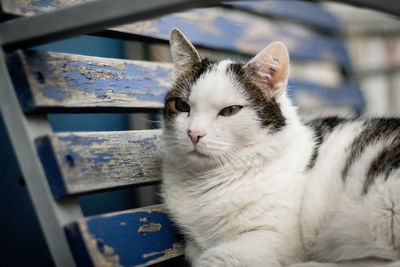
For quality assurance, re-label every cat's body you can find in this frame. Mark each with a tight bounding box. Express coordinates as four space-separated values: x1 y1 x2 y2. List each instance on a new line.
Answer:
161 29 400 266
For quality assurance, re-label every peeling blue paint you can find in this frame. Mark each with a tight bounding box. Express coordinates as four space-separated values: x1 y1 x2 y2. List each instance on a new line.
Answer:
139 11 246 53
54 133 162 180
58 135 109 147
20 7 44 14
120 161 141 168
52 60 172 103
23 50 172 104
37 84 67 101
64 149 113 165
96 95 110 99
128 136 158 150
90 165 101 169
135 9 350 68
86 209 181 266
31 0 56 7
85 152 114 163
232 1 339 32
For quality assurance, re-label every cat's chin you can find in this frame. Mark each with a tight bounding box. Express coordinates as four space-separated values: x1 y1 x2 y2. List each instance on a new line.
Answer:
185 149 221 169
189 149 210 158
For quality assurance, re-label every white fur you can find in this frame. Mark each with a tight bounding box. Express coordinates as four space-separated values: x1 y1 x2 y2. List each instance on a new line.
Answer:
161 60 400 267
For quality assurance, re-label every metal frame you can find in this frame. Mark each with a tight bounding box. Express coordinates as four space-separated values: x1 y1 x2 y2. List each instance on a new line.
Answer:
0 0 231 266
0 50 83 267
0 0 234 52
0 0 397 266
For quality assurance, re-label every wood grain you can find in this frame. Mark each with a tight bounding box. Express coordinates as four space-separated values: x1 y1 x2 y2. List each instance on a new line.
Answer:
230 1 340 32
8 50 364 114
35 130 163 197
8 50 172 113
0 0 97 16
1 1 350 67
65 204 183 267
111 7 350 68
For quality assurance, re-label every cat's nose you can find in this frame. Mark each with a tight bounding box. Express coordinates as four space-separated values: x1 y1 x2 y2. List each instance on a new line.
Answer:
188 130 206 145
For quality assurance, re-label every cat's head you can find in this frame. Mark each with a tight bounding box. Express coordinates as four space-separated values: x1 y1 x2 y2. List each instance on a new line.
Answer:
163 29 294 170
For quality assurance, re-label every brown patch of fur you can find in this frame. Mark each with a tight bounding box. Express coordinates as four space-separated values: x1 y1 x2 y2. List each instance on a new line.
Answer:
163 59 213 125
228 63 286 132
342 118 400 182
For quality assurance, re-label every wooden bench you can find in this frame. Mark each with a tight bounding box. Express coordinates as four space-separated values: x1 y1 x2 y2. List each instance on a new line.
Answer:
0 1 368 266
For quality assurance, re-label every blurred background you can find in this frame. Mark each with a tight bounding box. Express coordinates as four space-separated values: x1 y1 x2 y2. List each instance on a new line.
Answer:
325 3 400 116
0 1 399 266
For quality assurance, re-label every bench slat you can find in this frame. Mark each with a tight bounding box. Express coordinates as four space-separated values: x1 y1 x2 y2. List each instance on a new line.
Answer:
111 7 350 68
65 204 183 267
0 0 96 16
290 80 365 111
9 51 362 114
230 1 340 33
1 3 350 68
7 50 172 113
35 130 162 198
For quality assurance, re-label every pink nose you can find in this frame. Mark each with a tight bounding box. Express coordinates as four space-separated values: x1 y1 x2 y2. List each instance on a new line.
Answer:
188 130 205 145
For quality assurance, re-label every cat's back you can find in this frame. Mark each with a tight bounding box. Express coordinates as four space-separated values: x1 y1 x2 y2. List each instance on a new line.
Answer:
302 116 400 262
306 116 400 189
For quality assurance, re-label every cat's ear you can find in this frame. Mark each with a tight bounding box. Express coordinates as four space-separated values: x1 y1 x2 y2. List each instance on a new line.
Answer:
244 42 289 99
170 28 201 73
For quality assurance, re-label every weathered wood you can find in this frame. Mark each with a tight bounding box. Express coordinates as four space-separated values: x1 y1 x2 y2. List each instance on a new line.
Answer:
1 2 350 68
229 1 340 33
7 50 173 113
109 7 351 68
0 0 226 51
35 130 163 198
7 50 363 114
289 80 365 112
0 0 339 32
2 0 399 19
0 0 97 16
65 204 183 267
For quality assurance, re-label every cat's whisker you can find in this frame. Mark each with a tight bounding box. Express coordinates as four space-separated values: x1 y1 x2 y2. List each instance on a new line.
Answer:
161 29 400 267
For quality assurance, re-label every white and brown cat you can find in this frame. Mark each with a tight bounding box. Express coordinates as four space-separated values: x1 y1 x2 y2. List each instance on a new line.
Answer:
161 28 400 267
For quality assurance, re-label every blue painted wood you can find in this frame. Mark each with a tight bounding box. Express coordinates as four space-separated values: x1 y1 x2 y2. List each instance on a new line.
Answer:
1 0 340 32
65 223 95 267
35 136 68 198
65 205 183 267
230 1 340 32
8 50 173 113
289 80 365 112
35 130 163 197
2 2 350 68
9 51 362 114
0 0 95 16
117 7 350 68
6 51 36 113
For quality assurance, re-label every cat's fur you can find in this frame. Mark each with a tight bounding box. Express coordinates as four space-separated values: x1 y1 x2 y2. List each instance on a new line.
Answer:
161 29 400 267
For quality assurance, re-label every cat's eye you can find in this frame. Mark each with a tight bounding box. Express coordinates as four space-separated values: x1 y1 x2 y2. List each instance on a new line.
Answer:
175 99 190 113
219 105 243 117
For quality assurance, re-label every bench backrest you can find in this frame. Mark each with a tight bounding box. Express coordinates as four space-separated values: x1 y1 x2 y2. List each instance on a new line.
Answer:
0 1 364 266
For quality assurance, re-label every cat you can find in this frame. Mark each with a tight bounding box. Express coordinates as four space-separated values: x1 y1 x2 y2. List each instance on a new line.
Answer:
161 28 400 267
